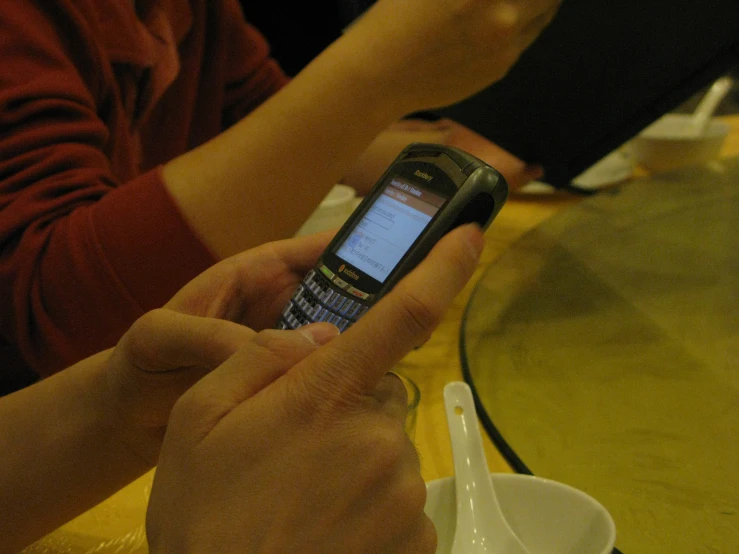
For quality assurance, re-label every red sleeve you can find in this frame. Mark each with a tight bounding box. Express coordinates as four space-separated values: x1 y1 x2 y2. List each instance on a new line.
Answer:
220 0 291 127
0 3 216 376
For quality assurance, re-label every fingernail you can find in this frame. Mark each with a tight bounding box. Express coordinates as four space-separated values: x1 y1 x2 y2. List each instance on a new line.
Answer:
298 323 340 346
461 224 485 261
526 164 545 180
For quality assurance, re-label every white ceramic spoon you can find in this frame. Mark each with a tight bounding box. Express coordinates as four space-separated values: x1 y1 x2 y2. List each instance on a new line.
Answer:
444 381 530 554
674 76 734 138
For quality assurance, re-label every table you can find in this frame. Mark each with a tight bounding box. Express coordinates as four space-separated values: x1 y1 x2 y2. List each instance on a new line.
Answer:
460 156 739 553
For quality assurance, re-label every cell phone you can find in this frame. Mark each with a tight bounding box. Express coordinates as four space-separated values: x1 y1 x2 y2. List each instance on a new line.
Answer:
276 143 508 332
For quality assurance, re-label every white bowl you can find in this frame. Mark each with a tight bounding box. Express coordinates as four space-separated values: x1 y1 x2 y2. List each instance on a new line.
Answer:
630 113 729 172
425 473 616 554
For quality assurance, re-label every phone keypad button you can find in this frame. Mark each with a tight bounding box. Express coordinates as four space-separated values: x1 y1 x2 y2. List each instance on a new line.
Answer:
332 296 347 312
326 313 339 326
346 286 369 300
321 288 336 304
309 282 322 296
303 270 316 289
317 311 330 323
333 277 348 289
319 265 335 280
278 271 368 332
338 299 354 315
283 302 308 328
345 303 361 318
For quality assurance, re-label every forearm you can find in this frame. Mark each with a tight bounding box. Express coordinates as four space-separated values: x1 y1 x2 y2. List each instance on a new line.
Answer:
161 0 556 258
162 30 416 259
0 351 151 553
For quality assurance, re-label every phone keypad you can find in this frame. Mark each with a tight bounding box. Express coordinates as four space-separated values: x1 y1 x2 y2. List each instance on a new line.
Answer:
276 268 370 332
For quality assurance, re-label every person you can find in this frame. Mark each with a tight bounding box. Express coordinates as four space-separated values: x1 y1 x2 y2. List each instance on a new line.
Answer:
0 224 483 553
0 0 559 393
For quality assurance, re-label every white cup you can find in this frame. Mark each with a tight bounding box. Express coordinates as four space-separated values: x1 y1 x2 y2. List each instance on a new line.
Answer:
425 472 616 554
295 184 357 236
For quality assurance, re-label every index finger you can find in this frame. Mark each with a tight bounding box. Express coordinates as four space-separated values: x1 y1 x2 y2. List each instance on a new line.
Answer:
296 223 484 396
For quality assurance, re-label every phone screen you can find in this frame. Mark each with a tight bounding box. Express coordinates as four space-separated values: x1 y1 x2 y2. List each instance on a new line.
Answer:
334 176 447 282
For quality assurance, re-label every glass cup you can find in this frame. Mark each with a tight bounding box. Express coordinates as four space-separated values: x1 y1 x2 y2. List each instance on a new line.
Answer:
392 372 421 441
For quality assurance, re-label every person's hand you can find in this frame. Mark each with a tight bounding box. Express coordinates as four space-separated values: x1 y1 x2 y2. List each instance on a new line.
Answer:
345 0 562 112
146 224 485 554
397 118 544 189
164 231 333 330
343 118 543 193
103 233 334 464
102 309 255 465
415 118 544 189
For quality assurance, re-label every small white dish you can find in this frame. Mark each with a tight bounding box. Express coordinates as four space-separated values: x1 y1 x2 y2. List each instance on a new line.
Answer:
571 147 634 190
518 148 634 195
630 113 730 172
425 472 616 554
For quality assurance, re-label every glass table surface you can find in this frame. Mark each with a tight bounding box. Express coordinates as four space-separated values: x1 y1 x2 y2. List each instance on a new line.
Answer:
460 157 739 553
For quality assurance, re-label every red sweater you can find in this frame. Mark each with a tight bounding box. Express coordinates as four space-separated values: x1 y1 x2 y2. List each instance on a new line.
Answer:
0 0 289 387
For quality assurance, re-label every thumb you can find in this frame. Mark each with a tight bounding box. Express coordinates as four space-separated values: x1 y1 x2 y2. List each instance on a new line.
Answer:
294 224 484 399
107 310 259 434
116 309 256 374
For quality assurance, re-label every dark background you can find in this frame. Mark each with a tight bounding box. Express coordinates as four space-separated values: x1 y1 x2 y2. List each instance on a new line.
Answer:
239 0 739 187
